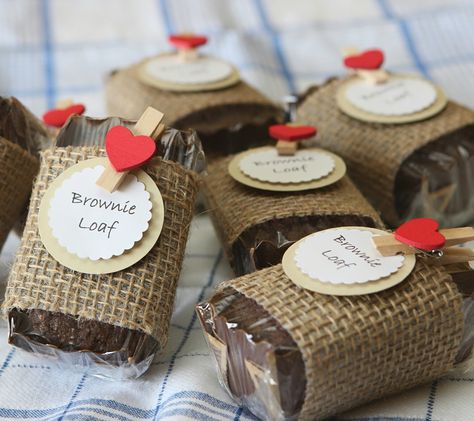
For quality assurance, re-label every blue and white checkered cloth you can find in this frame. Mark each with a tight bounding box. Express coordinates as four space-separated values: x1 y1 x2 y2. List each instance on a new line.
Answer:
1 1 474 420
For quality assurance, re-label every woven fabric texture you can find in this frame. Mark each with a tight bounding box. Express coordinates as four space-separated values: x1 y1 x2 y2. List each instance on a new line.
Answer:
202 155 384 267
4 146 199 348
105 62 281 132
0 139 38 250
221 262 465 420
297 78 474 225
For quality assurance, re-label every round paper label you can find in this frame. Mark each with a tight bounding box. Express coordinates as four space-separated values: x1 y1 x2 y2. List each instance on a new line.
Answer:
143 55 233 85
48 165 152 260
345 76 437 116
282 226 416 295
337 74 448 124
239 148 335 184
39 158 164 274
228 146 346 192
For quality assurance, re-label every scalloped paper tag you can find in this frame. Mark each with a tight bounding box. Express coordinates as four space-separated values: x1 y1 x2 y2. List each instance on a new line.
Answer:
337 74 447 124
239 148 335 184
282 227 416 295
39 158 164 274
143 55 233 84
228 146 346 192
138 54 240 92
345 77 437 116
49 165 152 260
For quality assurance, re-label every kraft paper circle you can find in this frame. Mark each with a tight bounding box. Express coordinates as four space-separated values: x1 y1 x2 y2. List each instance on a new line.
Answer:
337 74 448 124
282 226 416 296
228 146 346 192
137 53 241 92
39 158 164 274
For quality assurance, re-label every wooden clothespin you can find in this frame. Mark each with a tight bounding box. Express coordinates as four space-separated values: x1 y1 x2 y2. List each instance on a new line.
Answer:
342 47 389 84
42 99 86 128
96 107 165 193
168 33 208 62
269 124 317 156
372 217 474 265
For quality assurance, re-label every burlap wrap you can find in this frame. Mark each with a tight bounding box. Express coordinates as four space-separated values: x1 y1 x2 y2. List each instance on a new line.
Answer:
219 262 464 420
0 97 50 250
105 62 281 135
202 156 383 270
297 78 474 225
0 139 38 249
4 146 199 348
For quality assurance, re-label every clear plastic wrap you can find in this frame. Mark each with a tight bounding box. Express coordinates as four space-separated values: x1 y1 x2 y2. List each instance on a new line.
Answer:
197 264 474 420
297 79 474 227
394 126 474 227
5 115 204 379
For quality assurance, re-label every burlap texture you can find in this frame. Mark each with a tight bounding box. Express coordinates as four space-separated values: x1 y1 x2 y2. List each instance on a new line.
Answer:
105 62 281 133
4 146 199 348
202 155 384 268
0 138 39 250
220 262 464 420
297 78 474 225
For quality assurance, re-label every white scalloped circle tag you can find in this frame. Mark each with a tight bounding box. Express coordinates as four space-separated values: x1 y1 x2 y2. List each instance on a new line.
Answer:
282 227 416 295
295 228 404 284
143 55 233 85
345 76 437 116
39 158 164 274
48 165 152 260
239 148 335 184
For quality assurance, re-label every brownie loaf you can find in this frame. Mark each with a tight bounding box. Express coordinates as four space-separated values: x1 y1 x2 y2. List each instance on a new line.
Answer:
106 61 284 159
297 78 474 227
197 261 470 420
202 155 383 276
4 115 204 379
0 97 50 250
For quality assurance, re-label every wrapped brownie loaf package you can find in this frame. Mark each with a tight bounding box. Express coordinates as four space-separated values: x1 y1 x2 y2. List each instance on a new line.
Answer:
106 34 283 159
197 222 474 420
3 109 205 379
297 51 474 227
202 136 384 276
0 97 50 250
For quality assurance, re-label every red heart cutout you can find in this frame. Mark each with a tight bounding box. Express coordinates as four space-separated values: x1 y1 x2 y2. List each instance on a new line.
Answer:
42 104 86 127
105 126 156 172
168 34 208 49
344 49 384 70
268 125 317 142
394 218 446 251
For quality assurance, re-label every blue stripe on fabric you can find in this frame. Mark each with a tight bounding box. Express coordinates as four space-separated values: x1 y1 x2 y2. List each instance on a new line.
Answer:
0 349 16 378
162 400 231 419
58 373 88 421
40 0 56 108
234 406 244 421
253 0 296 93
157 0 174 35
159 407 221 421
153 251 223 419
0 391 260 420
425 380 438 421
48 406 132 421
377 0 429 77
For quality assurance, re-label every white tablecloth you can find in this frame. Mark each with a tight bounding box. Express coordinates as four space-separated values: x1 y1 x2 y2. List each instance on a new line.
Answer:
1 1 474 420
